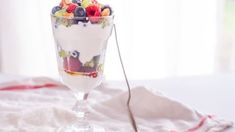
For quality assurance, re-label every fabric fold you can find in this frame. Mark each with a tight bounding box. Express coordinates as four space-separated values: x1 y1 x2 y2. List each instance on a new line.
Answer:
0 77 233 132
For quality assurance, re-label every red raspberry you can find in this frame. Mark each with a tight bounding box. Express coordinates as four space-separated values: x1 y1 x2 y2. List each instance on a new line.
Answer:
86 4 101 23
91 72 98 78
66 4 77 13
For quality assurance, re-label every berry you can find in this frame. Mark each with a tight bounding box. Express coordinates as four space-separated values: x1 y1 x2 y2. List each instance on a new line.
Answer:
80 66 96 73
68 57 82 72
52 6 62 14
101 5 112 15
86 4 101 23
66 4 77 13
91 72 98 78
72 0 81 6
74 7 86 17
74 7 87 22
68 51 82 72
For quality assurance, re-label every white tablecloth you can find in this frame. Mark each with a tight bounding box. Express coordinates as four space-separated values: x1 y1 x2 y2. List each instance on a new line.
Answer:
0 74 234 132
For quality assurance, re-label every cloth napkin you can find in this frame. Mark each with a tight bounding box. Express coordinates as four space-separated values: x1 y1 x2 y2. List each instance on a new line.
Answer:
0 77 233 132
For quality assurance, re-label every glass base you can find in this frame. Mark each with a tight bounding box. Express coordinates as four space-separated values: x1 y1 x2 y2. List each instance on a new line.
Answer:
57 123 105 132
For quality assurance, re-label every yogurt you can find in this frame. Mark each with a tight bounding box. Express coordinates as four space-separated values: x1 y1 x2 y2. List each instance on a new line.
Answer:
51 16 114 93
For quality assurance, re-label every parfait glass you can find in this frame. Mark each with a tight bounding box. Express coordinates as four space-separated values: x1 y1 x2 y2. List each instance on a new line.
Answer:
51 15 114 132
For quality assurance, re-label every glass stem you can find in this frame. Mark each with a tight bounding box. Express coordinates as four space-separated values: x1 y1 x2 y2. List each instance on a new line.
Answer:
72 92 90 127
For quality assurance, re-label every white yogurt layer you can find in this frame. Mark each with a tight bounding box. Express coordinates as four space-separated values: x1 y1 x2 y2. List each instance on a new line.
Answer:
52 19 113 93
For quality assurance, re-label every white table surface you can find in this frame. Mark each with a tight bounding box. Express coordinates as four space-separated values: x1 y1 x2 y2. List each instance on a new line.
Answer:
107 73 235 132
0 73 234 131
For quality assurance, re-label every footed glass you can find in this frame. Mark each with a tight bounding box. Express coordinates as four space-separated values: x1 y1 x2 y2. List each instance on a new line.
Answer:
51 15 114 132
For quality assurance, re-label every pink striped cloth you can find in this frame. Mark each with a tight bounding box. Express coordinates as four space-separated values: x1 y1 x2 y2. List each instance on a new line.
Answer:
0 77 62 90
0 77 233 132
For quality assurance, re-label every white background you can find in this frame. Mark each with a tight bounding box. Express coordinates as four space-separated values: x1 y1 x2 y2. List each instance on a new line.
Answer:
0 0 234 80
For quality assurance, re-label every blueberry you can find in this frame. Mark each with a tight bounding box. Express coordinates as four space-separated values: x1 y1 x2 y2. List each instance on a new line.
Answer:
52 6 62 14
101 5 112 15
72 0 81 6
74 7 87 22
74 7 86 17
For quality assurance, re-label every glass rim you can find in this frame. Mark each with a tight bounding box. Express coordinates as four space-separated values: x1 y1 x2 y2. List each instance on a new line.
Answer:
51 14 114 20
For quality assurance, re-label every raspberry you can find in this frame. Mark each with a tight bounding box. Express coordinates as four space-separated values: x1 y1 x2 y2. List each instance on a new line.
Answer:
86 4 101 23
66 4 77 13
